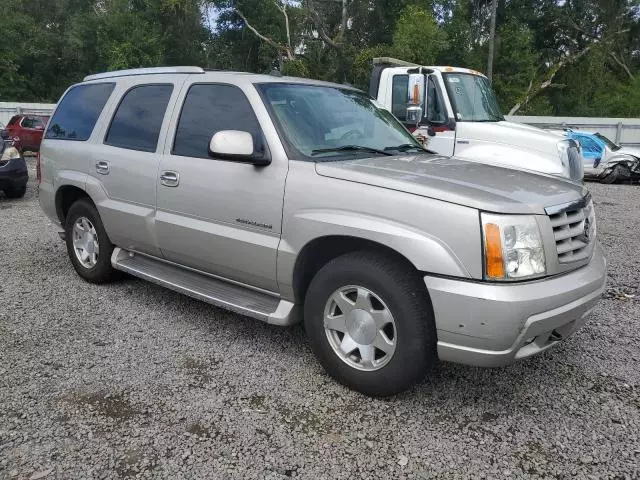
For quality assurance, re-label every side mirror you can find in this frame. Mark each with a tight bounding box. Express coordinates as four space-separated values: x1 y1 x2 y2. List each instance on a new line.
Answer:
406 73 426 127
209 130 270 166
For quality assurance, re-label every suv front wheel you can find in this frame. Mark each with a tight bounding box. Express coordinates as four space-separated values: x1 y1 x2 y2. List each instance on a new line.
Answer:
304 251 437 397
65 199 119 284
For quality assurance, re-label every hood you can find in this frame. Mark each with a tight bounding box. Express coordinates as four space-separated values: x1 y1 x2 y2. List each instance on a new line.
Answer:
462 121 563 154
618 146 640 158
454 121 570 177
315 154 586 215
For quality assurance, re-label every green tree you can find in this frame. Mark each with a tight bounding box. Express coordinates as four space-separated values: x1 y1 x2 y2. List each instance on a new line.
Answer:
491 21 540 113
391 5 448 65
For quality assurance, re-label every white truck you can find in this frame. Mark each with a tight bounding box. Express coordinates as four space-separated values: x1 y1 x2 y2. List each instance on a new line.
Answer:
370 58 583 181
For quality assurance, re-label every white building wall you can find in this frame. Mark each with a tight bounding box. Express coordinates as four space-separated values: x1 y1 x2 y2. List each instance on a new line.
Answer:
0 102 56 127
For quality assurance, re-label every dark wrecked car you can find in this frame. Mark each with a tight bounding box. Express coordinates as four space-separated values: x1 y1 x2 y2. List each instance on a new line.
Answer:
0 130 28 198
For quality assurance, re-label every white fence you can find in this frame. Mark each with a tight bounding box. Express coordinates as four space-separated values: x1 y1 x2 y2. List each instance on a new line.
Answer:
0 102 56 127
1 101 638 146
506 115 640 147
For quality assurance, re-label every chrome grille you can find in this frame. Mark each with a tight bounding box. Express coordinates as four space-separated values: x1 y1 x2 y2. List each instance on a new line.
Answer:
548 196 595 263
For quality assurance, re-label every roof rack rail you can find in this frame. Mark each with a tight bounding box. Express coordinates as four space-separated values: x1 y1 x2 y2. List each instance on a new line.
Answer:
83 66 205 82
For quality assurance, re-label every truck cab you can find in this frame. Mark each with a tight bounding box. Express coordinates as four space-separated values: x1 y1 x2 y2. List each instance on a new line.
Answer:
370 58 583 182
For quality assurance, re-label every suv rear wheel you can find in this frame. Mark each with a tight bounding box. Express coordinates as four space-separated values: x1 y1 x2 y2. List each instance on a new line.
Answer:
65 199 119 283
304 251 437 397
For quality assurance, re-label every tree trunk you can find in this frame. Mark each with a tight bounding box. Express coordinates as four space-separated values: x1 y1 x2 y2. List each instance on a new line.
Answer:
340 0 348 81
341 0 347 35
487 0 498 82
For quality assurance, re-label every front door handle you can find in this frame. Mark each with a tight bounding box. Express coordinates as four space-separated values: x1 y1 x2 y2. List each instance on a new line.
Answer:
160 170 180 187
96 161 110 175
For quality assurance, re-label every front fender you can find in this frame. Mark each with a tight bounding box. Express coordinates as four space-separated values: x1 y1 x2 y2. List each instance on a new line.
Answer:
277 209 473 301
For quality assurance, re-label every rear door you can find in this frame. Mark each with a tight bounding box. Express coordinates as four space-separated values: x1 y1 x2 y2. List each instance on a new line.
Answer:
89 76 184 256
154 80 288 292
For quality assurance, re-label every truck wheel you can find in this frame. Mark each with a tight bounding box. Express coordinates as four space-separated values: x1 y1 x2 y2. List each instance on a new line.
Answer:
304 251 437 397
65 199 119 284
5 184 27 198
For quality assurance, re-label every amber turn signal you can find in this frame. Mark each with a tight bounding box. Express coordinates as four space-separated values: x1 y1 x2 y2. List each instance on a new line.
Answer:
484 223 505 279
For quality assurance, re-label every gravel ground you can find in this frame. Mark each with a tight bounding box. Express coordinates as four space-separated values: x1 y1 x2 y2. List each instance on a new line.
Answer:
1 161 639 480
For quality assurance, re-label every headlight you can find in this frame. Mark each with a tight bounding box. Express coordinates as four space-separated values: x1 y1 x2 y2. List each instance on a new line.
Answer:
0 146 21 162
481 213 546 281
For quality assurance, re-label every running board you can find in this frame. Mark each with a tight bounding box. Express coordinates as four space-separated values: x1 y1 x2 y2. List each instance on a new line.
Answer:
111 248 298 326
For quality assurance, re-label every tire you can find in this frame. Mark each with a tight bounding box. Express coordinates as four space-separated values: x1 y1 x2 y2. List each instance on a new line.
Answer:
5 184 26 198
65 198 119 284
304 251 437 397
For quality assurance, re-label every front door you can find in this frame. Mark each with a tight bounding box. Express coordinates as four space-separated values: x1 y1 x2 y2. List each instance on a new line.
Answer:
155 81 287 292
421 75 455 156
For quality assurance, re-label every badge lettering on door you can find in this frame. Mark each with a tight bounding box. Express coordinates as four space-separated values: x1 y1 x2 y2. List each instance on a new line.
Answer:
236 218 273 230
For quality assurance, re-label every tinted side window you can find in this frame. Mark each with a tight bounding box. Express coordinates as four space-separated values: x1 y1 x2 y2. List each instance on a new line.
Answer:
173 84 266 159
105 84 173 152
46 83 115 141
7 116 19 126
391 75 409 121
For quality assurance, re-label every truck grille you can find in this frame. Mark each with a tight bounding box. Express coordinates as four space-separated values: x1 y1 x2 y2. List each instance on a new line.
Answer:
548 196 595 263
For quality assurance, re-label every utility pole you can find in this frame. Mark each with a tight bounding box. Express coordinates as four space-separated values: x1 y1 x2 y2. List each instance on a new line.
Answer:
487 0 498 82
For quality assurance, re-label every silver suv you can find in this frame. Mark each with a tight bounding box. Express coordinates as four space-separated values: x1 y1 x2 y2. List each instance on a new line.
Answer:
39 67 606 396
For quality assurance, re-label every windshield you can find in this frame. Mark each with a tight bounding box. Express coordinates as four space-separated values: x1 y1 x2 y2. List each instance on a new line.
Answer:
257 83 424 161
594 132 621 151
442 73 504 122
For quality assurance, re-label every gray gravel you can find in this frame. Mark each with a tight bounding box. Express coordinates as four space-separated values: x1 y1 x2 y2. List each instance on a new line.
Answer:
1 162 639 479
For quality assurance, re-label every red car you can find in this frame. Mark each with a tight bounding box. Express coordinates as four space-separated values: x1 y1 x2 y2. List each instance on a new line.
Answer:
5 114 50 153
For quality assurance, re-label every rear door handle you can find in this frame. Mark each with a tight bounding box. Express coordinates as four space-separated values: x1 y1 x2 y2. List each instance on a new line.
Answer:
160 171 180 187
96 161 110 175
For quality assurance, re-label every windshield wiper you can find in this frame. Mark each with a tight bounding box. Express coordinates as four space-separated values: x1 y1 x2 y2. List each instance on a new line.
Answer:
311 145 393 157
384 143 426 153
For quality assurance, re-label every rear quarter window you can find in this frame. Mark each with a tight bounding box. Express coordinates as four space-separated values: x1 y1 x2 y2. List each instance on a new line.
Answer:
46 83 115 141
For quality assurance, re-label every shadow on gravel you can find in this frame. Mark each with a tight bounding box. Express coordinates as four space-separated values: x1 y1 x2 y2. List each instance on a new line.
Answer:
62 391 140 421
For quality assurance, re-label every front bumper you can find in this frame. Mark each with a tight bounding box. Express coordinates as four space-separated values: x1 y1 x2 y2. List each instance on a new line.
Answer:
425 243 607 367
